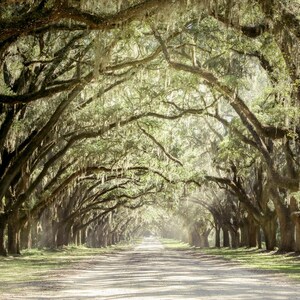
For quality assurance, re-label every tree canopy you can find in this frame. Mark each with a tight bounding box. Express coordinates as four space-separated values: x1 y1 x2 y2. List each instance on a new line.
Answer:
0 0 300 255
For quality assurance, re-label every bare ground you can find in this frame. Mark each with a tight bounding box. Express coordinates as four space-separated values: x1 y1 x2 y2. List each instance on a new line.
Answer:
1 238 300 299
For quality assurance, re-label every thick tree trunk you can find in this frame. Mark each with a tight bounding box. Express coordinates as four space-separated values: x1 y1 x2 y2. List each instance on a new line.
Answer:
257 227 262 249
77 228 81 245
188 227 201 247
38 208 55 248
240 216 257 248
229 229 240 248
56 222 71 247
291 212 300 252
0 218 7 256
240 221 249 247
86 228 93 247
112 232 119 244
295 221 300 253
106 218 112 247
112 233 115 245
107 232 112 246
248 218 258 248
119 233 125 242
69 226 75 245
40 220 55 248
272 190 295 252
277 207 295 252
20 221 31 250
76 231 81 245
30 218 39 248
200 232 210 248
7 218 20 255
71 226 80 245
215 227 220 248
96 223 104 247
222 227 230 247
81 229 86 245
261 214 277 251
102 235 108 247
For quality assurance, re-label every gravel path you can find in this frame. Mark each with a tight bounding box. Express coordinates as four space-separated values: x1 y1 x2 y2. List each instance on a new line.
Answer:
1 237 300 299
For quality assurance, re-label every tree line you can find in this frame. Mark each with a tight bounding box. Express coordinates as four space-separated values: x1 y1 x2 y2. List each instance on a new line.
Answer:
0 0 299 255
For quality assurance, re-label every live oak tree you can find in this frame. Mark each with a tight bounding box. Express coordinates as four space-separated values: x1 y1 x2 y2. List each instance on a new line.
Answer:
0 0 191 254
149 1 300 251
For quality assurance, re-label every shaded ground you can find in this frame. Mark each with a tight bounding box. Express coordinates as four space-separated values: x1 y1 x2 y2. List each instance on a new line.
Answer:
1 238 300 299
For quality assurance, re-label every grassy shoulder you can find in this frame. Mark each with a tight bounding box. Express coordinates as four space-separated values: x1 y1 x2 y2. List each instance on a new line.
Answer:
201 247 300 280
0 241 135 285
160 238 191 250
160 239 300 281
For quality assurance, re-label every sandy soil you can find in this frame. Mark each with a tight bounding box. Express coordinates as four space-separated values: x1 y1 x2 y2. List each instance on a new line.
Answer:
1 238 300 299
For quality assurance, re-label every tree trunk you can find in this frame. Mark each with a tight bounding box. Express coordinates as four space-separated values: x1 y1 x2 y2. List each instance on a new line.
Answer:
291 212 300 252
295 221 300 253
20 221 31 250
76 231 81 245
72 226 80 245
240 220 249 247
112 232 119 244
107 232 112 246
102 235 108 247
248 218 258 248
188 227 201 247
7 218 20 255
38 208 55 248
69 226 76 245
240 216 257 248
272 189 295 252
30 218 39 248
81 229 86 245
200 231 210 248
215 227 220 248
277 207 295 252
257 227 262 249
112 233 116 245
86 228 93 247
56 222 71 247
222 227 230 247
261 214 277 251
229 229 240 248
39 219 54 248
96 223 104 247
0 218 7 256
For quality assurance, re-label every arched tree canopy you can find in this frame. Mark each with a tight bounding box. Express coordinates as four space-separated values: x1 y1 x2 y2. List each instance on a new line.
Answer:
0 0 299 255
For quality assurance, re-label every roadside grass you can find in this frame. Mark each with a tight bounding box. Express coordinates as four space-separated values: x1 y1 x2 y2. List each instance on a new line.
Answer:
160 239 300 281
201 247 300 280
160 238 191 250
0 241 135 285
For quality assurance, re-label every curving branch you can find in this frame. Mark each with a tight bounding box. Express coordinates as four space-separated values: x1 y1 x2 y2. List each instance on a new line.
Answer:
206 111 258 149
0 80 81 105
0 0 183 43
153 31 300 191
138 124 183 166
205 175 261 223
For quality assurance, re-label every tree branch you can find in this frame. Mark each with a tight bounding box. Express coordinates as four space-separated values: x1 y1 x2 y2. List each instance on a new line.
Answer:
138 124 183 166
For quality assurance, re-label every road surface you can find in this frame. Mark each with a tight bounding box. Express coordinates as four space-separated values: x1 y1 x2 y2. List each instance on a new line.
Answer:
1 237 300 299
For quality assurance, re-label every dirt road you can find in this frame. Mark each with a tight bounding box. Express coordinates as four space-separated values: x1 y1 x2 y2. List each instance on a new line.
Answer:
1 238 300 299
